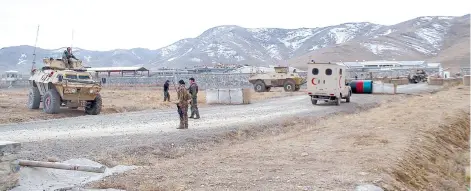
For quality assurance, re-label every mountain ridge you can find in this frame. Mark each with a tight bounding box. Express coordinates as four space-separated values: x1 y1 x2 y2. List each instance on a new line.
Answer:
0 14 469 72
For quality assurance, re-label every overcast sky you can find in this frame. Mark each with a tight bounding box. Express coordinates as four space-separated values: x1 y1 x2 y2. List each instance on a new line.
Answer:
0 0 469 51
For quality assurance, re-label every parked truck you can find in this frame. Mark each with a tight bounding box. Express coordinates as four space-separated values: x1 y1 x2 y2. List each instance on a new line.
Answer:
306 61 351 105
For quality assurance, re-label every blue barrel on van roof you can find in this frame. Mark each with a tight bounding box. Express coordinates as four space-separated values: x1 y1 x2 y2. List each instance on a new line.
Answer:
349 80 373 94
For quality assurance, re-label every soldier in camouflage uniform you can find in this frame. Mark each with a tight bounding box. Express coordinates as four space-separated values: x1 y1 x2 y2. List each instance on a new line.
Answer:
188 77 200 119
62 47 79 69
176 80 190 129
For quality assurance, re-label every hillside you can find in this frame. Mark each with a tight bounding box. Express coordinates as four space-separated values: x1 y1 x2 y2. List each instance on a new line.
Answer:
0 14 469 73
289 15 470 71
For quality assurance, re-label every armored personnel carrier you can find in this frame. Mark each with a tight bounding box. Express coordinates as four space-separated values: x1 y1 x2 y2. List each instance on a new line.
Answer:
248 66 306 92
27 58 103 114
408 69 428 84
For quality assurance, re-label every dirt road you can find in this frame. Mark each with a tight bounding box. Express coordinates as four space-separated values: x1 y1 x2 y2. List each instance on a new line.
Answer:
0 84 441 160
90 86 470 191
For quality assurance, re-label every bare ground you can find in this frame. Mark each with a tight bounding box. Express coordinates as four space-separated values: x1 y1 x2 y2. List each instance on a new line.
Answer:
0 86 304 124
88 86 470 191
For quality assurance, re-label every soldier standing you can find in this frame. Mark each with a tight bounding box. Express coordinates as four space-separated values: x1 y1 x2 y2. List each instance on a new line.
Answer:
176 80 190 129
188 77 200 119
163 80 170 102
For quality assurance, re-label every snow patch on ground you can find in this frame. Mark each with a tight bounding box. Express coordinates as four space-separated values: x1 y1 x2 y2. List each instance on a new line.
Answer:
190 58 202 62
329 27 357 44
310 45 320 51
160 44 178 57
263 44 283 60
17 54 27 65
415 28 443 47
279 28 315 50
131 50 142 60
363 43 399 55
83 55 91 62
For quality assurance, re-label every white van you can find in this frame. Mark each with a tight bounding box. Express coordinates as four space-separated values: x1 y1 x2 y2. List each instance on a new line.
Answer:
307 61 351 105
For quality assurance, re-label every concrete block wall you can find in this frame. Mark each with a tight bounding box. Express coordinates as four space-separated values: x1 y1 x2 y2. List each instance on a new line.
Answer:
101 74 253 90
206 88 251 104
0 141 21 191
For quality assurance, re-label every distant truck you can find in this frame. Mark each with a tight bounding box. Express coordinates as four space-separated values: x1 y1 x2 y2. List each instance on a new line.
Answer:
306 61 351 105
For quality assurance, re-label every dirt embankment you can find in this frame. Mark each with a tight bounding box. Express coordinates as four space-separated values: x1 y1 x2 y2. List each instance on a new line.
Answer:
88 86 470 191
0 86 304 124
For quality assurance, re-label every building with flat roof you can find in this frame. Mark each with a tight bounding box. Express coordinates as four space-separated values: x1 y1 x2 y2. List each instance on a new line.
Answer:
86 66 150 77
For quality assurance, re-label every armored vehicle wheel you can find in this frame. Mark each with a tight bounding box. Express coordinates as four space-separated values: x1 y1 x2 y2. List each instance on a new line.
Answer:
254 80 266 92
43 89 61 114
283 80 295 92
85 94 102 115
27 87 41 109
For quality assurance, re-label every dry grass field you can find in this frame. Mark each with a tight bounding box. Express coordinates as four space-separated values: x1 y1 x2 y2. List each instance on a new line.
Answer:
0 86 305 124
89 86 470 191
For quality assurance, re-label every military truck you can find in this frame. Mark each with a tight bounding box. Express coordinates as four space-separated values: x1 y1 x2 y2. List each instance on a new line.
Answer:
27 58 103 114
408 69 428 84
306 61 351 106
248 66 306 92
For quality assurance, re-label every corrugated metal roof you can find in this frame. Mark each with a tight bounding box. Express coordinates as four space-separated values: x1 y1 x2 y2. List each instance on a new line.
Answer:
86 67 149 72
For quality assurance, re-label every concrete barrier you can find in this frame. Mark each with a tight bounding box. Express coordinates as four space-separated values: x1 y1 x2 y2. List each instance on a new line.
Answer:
390 78 409 85
443 78 462 87
463 75 470 86
428 77 444 85
372 81 397 94
206 88 251 104
0 141 21 191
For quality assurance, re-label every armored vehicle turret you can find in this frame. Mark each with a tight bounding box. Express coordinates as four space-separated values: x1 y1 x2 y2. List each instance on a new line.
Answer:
27 58 103 114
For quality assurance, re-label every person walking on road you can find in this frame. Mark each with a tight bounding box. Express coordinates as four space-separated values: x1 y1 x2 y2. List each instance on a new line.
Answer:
175 80 190 129
163 80 170 102
188 77 200 119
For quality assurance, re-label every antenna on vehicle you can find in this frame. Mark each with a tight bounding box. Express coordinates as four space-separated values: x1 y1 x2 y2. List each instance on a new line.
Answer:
71 29 74 50
31 25 40 74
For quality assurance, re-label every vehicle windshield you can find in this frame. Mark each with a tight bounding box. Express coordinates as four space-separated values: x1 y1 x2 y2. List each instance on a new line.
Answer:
78 75 91 80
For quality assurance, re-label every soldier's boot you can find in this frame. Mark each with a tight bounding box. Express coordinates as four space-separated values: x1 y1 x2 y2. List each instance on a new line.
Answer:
189 108 195 118
177 118 185 129
194 109 200 119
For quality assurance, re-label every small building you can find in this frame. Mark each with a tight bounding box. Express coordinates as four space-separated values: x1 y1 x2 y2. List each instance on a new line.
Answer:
86 67 150 77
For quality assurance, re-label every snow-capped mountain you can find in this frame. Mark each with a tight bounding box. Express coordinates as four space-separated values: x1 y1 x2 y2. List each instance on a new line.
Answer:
0 14 468 72
289 14 470 70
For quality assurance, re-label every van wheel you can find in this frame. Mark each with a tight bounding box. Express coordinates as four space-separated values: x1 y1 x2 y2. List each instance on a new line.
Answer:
346 92 351 103
311 99 317 105
335 97 341 106
283 80 295 92
254 80 266 92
